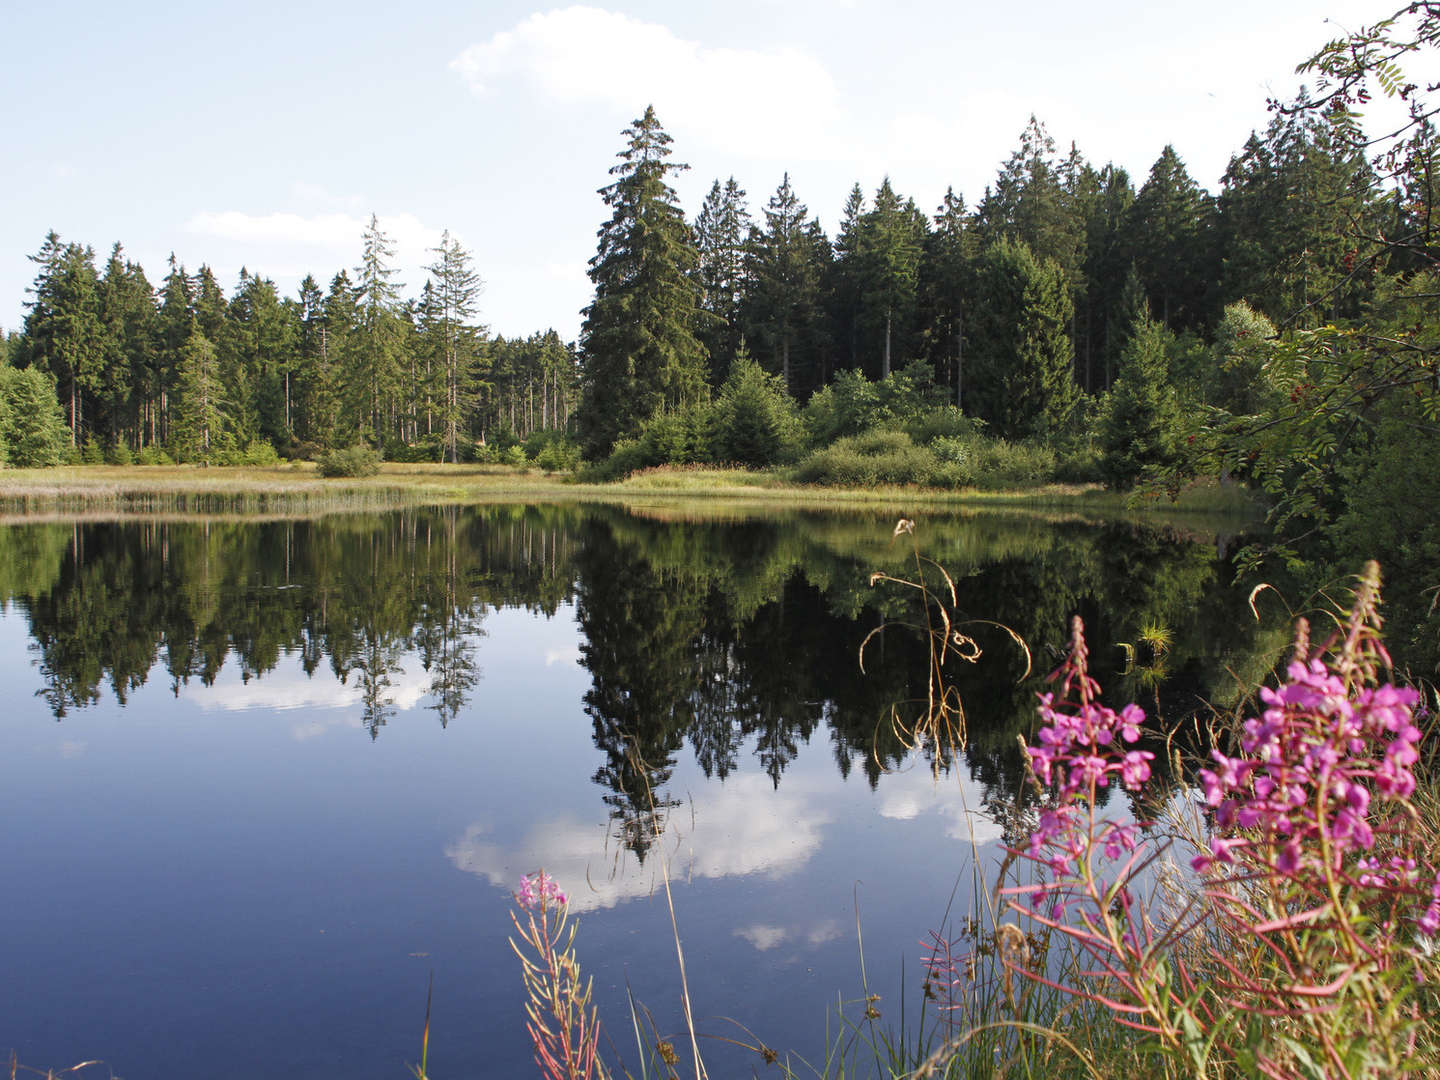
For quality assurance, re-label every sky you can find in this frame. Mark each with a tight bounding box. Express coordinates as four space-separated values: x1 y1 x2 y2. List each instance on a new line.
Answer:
1 0 1416 343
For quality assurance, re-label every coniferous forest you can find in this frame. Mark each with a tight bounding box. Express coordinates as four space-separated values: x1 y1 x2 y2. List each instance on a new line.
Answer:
5 11 1440 663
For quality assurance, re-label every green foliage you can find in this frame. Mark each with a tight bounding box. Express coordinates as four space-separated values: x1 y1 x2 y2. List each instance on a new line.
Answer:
107 441 134 465
710 349 804 466
802 362 947 446
502 445 529 468
317 444 381 478
967 237 1079 439
135 444 174 466
1205 300 1280 414
578 107 709 456
792 430 962 487
0 366 69 467
524 430 582 473
1100 312 1183 489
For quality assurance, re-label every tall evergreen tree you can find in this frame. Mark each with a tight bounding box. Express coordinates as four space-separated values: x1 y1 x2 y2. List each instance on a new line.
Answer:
967 237 1078 439
425 231 485 462
693 177 752 379
1100 311 1182 489
741 174 829 395
919 187 978 405
153 256 194 447
855 178 926 378
828 183 868 373
171 326 226 463
1125 146 1216 331
353 214 405 444
577 106 708 456
21 234 103 447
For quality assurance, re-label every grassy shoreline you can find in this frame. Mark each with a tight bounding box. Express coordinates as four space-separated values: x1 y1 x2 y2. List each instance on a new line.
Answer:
0 462 1264 523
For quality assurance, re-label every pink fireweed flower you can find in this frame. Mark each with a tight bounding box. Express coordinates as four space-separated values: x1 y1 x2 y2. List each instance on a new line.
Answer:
517 870 568 911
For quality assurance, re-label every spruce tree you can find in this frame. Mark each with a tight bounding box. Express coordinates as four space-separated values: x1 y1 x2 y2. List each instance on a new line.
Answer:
354 215 405 445
171 326 227 463
424 231 484 462
0 366 69 466
1100 311 1181 489
693 177 752 379
919 187 977 404
967 237 1078 439
855 178 926 379
577 106 708 456
741 174 829 395
1125 146 1216 331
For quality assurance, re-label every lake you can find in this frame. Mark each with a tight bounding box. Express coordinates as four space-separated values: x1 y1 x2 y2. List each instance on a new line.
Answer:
0 502 1266 1077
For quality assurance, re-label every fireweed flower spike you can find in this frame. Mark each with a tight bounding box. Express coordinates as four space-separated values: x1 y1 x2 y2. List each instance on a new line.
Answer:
995 565 1438 1079
509 870 608 1080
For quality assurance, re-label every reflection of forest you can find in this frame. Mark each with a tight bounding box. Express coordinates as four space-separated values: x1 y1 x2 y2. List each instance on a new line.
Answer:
2 504 1270 845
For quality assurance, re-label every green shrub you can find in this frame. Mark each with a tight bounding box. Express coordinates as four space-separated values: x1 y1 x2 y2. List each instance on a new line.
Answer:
502 445 529 468
792 430 943 487
81 441 105 465
0 367 69 467
240 440 281 466
136 444 173 466
710 352 804 466
536 443 581 473
905 406 983 444
970 438 1058 488
107 442 134 466
317 445 381 478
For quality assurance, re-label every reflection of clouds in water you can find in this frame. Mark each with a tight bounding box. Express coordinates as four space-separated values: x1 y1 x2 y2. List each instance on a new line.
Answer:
876 767 1003 846
543 645 581 667
734 917 842 953
58 740 87 759
179 662 435 738
735 924 787 951
446 774 832 912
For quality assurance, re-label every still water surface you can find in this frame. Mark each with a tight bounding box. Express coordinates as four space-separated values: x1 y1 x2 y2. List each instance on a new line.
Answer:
0 503 1262 1077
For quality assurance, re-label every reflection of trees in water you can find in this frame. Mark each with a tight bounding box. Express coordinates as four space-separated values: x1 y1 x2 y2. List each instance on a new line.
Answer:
5 505 1269 823
12 508 581 731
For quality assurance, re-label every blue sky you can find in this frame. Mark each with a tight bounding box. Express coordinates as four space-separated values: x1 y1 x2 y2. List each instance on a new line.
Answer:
1 0 1411 342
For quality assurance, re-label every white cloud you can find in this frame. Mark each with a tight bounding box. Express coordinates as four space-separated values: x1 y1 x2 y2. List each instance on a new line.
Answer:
544 645 581 667
734 916 842 953
445 773 833 911
451 7 843 159
735 924 787 951
180 661 435 739
875 767 1003 845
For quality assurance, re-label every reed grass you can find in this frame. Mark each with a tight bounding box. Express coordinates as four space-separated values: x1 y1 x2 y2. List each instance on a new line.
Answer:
0 463 1264 525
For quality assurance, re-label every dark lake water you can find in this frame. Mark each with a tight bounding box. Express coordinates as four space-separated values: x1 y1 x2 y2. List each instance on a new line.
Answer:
0 503 1267 1077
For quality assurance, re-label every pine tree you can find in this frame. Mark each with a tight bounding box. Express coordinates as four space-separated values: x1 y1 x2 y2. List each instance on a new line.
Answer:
354 215 405 445
578 106 708 456
21 234 103 448
96 243 157 450
1100 311 1182 489
154 256 194 447
855 179 926 379
693 177 752 380
317 271 359 446
425 231 484 462
1126 146 1216 331
0 366 69 466
919 187 977 405
741 174 829 395
171 326 227 463
967 237 1078 439
829 183 868 373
